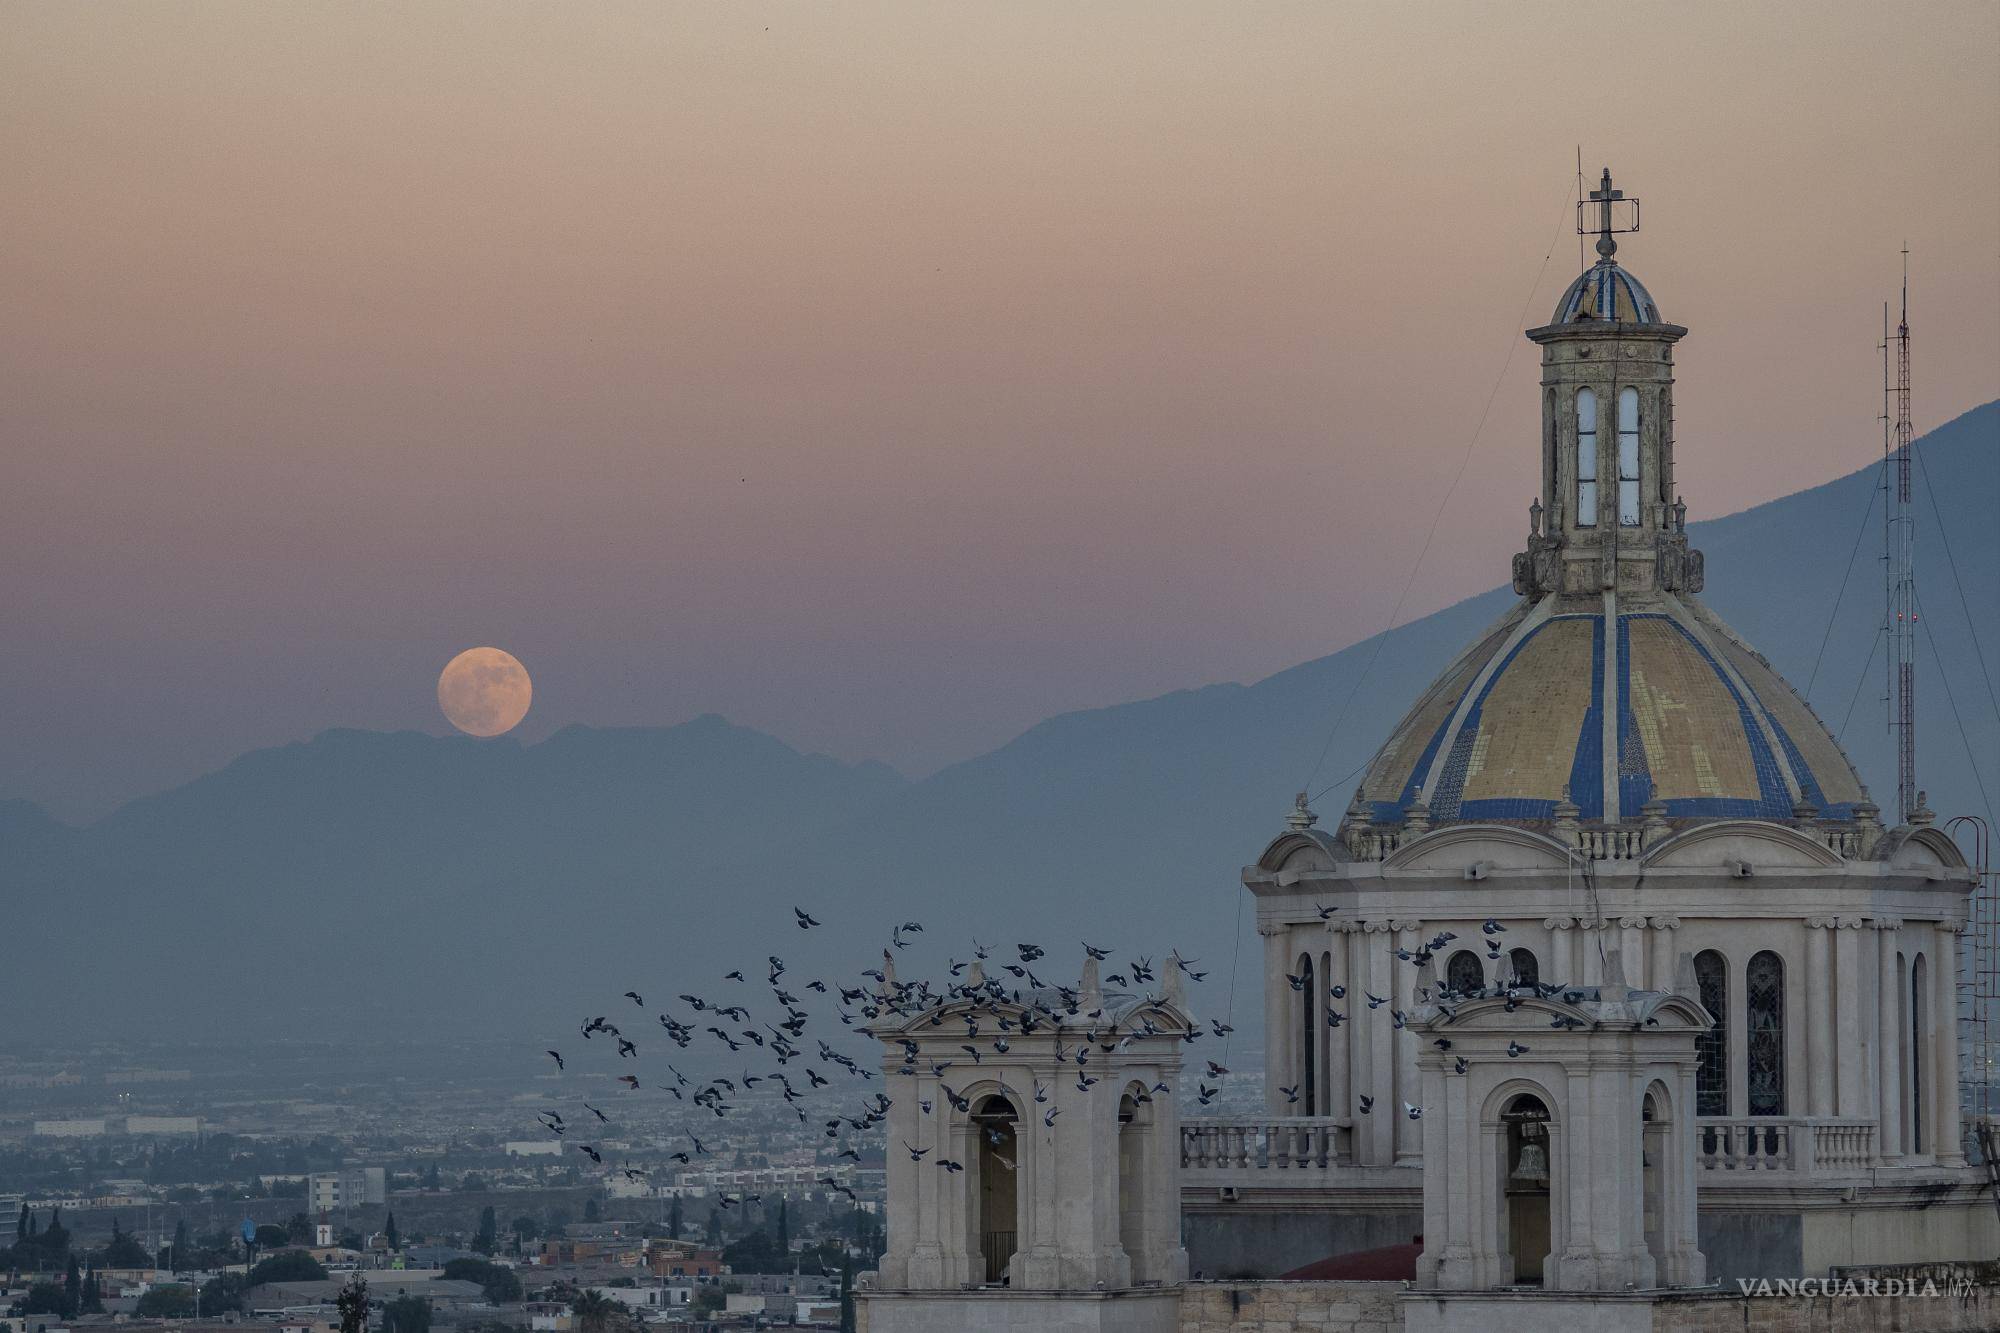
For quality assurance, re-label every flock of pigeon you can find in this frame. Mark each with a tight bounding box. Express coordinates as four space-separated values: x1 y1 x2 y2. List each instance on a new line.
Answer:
532 907 1593 1195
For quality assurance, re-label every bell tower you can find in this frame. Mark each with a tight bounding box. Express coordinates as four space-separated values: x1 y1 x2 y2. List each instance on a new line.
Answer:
1514 169 1700 600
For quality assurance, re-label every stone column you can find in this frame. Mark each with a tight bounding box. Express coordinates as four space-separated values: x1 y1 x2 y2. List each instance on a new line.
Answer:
1346 924 1373 1130
1806 918 1835 1116
1393 920 1423 1164
1327 924 1352 1121
1834 917 1866 1117
1364 922 1397 1166
1876 919 1904 1161
1935 923 1966 1165
1648 917 1680 996
1260 925 1289 1116
1578 918 1605 986
1619 915 1648 988
1545 916 1577 988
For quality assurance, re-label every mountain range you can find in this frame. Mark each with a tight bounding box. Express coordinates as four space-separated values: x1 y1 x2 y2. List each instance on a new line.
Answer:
6 400 1995 1049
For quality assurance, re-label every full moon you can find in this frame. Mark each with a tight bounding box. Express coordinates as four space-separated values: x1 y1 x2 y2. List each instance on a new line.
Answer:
437 647 533 737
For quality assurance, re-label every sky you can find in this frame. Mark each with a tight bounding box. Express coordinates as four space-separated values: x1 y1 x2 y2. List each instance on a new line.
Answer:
4 2 1997 822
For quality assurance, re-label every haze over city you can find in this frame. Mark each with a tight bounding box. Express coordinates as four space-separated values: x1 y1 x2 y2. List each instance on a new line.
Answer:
6 2 1997 822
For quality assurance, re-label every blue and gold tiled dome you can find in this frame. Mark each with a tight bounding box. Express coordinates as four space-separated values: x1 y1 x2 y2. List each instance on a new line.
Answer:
1553 259 1662 324
1357 596 1868 827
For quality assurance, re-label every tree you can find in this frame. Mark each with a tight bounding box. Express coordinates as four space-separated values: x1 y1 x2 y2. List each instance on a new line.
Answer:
336 1276 370 1333
104 1219 150 1267
473 1206 497 1255
248 1250 328 1285
286 1212 312 1244
666 1197 681 1240
384 1211 400 1251
568 1289 619 1333
704 1208 721 1246
254 1223 289 1250
510 1215 537 1245
721 1230 780 1274
423 1164 441 1191
136 1284 197 1318
64 1255 83 1316
690 1286 723 1317
441 1258 520 1304
20 1282 66 1315
171 1219 191 1269
199 1271 247 1314
14 1204 25 1245
838 1252 855 1333
81 1261 104 1313
776 1201 789 1257
583 1199 600 1223
381 1294 431 1333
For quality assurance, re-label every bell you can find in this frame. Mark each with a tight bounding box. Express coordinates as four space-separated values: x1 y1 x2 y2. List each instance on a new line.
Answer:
1511 1140 1549 1183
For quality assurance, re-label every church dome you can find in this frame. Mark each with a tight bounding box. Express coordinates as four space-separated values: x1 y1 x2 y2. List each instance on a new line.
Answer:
1354 595 1869 828
1553 259 1661 324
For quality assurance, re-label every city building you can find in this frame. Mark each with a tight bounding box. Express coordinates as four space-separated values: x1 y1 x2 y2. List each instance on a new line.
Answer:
305 1166 386 1212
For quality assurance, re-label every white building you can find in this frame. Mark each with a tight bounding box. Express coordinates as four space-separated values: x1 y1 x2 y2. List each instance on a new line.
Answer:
306 1166 386 1211
860 169 1996 1332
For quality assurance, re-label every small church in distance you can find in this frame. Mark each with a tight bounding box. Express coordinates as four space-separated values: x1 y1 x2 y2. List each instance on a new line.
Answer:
857 172 1992 1333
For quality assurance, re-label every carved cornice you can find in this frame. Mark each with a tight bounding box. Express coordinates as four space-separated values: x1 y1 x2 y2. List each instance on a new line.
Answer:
1361 921 1395 935
1649 915 1682 930
1545 916 1576 931
1617 914 1648 930
1806 916 1835 929
1872 917 1905 931
1835 915 1865 929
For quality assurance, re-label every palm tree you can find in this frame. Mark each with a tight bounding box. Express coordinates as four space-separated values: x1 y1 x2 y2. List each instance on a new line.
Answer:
569 1289 620 1333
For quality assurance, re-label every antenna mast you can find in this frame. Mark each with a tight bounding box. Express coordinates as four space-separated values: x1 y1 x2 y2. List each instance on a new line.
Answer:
1885 248 1917 823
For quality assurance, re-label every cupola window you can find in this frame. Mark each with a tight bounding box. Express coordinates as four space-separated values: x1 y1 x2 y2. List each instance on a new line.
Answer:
1575 388 1599 527
1617 386 1641 526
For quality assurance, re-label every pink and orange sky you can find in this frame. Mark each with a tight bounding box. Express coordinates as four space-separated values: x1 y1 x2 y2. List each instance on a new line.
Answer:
4 2 1997 819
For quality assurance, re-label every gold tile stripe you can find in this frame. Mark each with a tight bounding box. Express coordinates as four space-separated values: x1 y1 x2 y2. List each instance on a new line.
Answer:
1461 619 1596 801
1626 618 1758 799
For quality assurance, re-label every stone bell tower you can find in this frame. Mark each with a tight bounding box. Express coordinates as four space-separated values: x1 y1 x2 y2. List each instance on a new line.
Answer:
1514 169 1701 600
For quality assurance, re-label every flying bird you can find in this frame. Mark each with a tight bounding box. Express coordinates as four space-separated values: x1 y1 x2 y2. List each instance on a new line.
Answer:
794 908 821 929
546 1050 564 1070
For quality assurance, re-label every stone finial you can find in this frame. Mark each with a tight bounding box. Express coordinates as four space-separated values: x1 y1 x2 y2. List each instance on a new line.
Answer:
1553 786 1581 837
1640 799 1669 848
966 958 984 986
1287 792 1318 832
1530 496 1544 538
1910 791 1936 826
1080 954 1102 1006
882 949 898 991
1674 951 1699 999
1852 799 1882 857
1404 799 1432 836
1163 961 1185 1009
1792 798 1820 827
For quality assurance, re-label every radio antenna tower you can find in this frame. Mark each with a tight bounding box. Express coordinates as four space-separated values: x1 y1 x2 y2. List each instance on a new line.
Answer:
1883 247 1917 823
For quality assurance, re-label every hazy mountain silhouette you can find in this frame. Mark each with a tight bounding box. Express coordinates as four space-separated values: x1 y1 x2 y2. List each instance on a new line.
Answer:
6 402 1994 1048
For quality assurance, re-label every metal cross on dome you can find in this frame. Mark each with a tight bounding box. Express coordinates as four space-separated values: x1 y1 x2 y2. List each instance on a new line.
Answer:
1577 166 1640 260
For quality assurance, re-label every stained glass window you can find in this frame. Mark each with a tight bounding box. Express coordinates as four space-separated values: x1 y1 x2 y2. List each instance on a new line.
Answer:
1617 386 1641 526
1447 950 1485 994
1694 950 1728 1116
1576 388 1599 527
1297 953 1316 1116
1746 950 1785 1116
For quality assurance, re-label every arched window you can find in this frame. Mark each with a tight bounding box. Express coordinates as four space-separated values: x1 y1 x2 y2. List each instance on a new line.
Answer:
1746 951 1786 1116
1617 386 1641 526
1296 953 1316 1115
1447 950 1484 994
1575 388 1599 528
1509 947 1539 989
971 1095 1018 1285
1694 951 1728 1116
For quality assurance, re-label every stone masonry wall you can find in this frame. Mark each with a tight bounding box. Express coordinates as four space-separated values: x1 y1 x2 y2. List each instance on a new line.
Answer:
1179 1281 1402 1333
1181 1280 2000 1333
